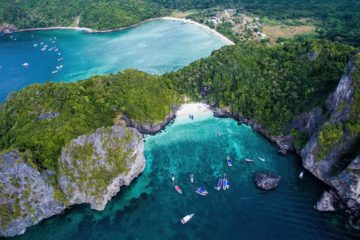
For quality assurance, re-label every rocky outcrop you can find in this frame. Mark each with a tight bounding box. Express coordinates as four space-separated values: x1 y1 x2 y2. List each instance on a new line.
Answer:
0 23 17 34
254 172 281 190
37 112 60 121
0 151 65 237
120 109 178 135
314 190 340 212
58 126 145 211
0 125 145 237
300 57 360 227
290 107 324 137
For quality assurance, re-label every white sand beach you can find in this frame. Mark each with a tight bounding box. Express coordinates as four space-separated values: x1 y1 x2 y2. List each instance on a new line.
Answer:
174 103 213 125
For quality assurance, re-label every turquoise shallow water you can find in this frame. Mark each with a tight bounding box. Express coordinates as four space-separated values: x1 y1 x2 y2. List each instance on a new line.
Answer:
11 111 360 239
0 19 228 101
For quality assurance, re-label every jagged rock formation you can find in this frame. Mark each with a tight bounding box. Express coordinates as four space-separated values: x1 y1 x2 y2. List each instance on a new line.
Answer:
0 126 145 237
300 56 360 227
0 23 17 34
58 126 145 211
0 151 64 237
314 190 339 212
254 172 281 190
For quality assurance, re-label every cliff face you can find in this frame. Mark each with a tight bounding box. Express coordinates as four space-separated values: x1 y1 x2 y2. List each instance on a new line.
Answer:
0 151 64 237
58 126 145 211
0 126 145 237
300 56 360 227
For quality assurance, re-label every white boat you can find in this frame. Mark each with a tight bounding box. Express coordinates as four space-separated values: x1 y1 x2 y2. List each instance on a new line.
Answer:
22 62 29 67
58 53 61 56
33 44 38 47
41 47 46 51
190 173 194 183
58 58 64 61
195 187 208 196
258 157 266 162
56 65 63 69
299 171 304 179
245 158 254 163
171 173 175 182
54 48 59 52
181 213 194 224
52 70 58 74
40 42 43 45
227 156 232 167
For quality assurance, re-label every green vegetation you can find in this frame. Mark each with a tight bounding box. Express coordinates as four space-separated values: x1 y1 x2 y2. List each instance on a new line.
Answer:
316 123 344 160
0 69 179 174
0 0 167 30
168 40 355 134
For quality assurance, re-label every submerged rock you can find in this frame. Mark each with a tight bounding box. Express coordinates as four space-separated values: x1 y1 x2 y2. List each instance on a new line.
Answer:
314 190 339 212
254 172 281 190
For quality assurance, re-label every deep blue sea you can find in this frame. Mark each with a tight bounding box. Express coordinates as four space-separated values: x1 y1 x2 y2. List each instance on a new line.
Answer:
0 19 228 101
11 105 360 239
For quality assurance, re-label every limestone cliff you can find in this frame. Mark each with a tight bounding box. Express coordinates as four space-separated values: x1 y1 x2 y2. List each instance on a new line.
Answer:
0 126 145 237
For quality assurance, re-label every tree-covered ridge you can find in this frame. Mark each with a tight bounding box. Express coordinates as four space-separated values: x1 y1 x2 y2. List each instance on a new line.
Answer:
0 0 167 30
167 40 356 134
0 69 179 173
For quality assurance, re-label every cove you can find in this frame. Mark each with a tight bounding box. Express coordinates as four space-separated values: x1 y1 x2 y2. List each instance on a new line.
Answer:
12 104 360 240
0 19 229 101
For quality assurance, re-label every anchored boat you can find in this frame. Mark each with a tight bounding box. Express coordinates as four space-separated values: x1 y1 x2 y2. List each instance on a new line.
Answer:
171 173 175 182
245 158 254 163
215 178 223 191
299 171 304 179
190 173 194 183
223 179 230 190
227 156 232 167
195 187 208 196
175 185 182 194
181 213 194 224
258 157 266 162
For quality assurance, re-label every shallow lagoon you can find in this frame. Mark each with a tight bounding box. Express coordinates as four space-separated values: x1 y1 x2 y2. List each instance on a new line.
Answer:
0 19 229 101
12 104 360 240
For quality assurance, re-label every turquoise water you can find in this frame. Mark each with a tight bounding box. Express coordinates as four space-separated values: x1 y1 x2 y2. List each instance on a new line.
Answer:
12 111 360 239
0 19 228 101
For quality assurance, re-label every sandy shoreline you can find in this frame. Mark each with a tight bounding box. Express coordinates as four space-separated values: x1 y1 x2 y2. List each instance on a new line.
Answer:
174 103 213 125
8 17 235 45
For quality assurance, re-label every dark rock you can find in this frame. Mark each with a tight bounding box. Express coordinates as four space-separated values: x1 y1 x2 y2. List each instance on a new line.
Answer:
314 190 339 212
254 172 281 190
290 107 324 137
37 112 60 120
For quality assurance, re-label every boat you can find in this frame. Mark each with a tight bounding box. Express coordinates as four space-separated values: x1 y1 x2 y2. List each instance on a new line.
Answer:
190 173 194 183
258 157 266 162
181 213 194 224
56 65 63 69
223 179 230 190
58 53 61 56
227 156 232 167
299 171 304 179
43 45 48 48
175 185 182 194
245 158 254 163
33 44 38 47
52 70 58 74
54 48 59 52
171 173 175 182
58 58 64 61
22 63 29 67
40 42 44 45
195 187 208 196
215 178 223 191
41 47 46 51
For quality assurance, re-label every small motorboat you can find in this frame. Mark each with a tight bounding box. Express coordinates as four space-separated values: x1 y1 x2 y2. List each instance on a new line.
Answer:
181 213 194 224
40 42 44 45
52 70 58 74
190 173 194 183
175 185 182 194
56 65 63 69
299 171 304 179
245 158 254 163
195 187 208 196
22 62 29 67
41 47 46 51
215 178 223 191
258 157 266 162
58 52 61 56
33 43 38 47
54 48 59 52
227 156 232 167
223 179 230 190
171 173 175 182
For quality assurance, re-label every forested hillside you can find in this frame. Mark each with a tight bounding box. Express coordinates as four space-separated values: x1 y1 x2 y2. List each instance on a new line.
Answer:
167 40 356 135
0 0 167 30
